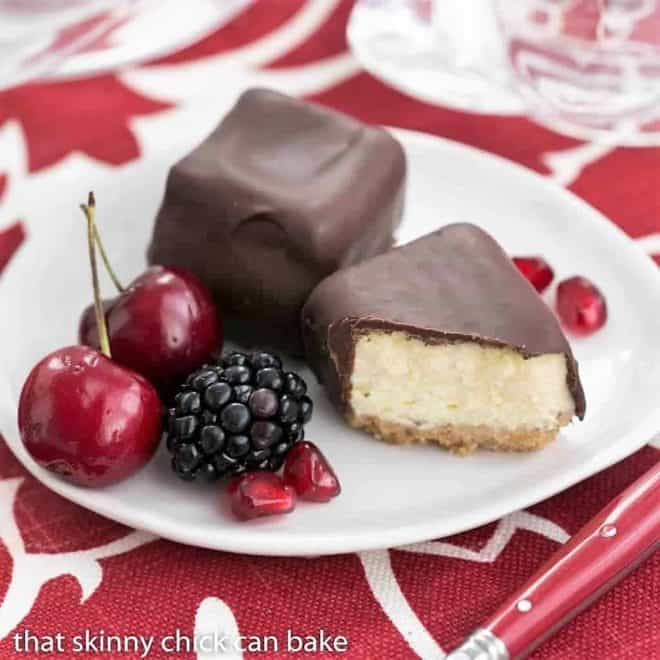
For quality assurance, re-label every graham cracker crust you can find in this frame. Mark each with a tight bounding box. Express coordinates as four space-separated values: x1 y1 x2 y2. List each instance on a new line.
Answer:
347 413 573 456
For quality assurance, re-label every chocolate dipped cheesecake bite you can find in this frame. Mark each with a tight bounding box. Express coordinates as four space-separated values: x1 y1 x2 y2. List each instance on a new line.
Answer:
302 223 585 455
148 88 406 355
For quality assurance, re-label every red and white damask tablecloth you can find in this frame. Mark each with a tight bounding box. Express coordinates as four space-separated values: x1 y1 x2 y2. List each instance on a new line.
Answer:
0 2 658 658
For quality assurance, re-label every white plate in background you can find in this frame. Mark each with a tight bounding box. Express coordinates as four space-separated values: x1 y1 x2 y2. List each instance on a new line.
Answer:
56 0 253 79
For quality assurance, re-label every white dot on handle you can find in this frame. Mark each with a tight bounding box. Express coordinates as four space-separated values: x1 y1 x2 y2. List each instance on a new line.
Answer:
517 599 532 612
600 524 617 538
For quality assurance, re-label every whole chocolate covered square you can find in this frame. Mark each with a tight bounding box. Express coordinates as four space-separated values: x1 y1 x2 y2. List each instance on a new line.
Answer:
147 88 406 354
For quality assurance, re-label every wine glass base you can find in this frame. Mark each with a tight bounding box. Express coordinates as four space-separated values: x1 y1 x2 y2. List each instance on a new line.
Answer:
528 113 660 147
347 1 525 116
516 85 660 147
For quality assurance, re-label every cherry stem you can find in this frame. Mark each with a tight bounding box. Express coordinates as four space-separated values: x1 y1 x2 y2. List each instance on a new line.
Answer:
93 222 124 293
81 192 112 359
82 198 124 292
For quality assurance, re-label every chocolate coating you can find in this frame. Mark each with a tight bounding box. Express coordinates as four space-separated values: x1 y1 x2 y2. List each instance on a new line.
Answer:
147 88 406 354
302 223 585 419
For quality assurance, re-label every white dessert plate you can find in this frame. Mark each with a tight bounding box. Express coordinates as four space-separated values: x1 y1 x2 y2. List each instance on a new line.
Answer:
2 127 660 557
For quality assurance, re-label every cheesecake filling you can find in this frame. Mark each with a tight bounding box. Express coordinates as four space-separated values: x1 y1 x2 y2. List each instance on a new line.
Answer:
349 331 575 432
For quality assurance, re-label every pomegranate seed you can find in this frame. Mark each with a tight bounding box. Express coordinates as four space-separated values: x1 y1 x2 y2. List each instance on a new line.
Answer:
283 442 341 502
512 256 554 293
228 471 296 520
556 276 607 335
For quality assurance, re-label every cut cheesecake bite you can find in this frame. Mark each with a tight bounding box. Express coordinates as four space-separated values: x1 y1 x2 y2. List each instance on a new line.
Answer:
301 223 585 454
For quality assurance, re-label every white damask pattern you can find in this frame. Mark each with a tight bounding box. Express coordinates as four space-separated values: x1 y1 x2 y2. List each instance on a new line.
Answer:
0 477 155 642
195 597 243 660
359 511 569 659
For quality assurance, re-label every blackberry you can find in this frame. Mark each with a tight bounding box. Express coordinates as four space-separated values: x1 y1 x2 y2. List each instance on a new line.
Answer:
166 351 312 482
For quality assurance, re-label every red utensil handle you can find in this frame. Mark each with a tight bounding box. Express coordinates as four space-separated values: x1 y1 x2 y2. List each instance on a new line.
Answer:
485 461 660 659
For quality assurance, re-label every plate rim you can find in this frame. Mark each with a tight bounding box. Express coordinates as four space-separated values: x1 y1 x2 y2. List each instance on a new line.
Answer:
2 127 660 556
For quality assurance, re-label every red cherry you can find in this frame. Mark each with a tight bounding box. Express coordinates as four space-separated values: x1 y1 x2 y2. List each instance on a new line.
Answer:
556 275 607 335
80 265 221 393
18 345 162 487
512 256 554 293
228 471 296 520
283 441 341 502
